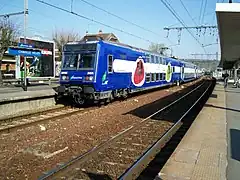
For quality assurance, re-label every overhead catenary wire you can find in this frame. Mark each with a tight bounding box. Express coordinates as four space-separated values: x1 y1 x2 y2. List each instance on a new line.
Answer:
168 11 214 27
78 0 176 45
3 0 176 48
35 0 160 45
201 0 208 24
77 0 176 46
179 0 198 26
160 0 207 53
199 0 204 24
78 0 161 37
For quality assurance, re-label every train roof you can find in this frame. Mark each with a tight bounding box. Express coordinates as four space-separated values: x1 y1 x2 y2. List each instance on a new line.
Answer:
66 40 197 67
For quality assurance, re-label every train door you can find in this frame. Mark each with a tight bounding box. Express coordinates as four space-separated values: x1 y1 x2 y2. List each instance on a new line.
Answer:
105 54 114 89
181 66 184 80
195 66 197 78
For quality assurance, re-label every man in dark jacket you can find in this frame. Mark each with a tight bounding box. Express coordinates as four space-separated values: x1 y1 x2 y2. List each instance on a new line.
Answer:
223 72 229 88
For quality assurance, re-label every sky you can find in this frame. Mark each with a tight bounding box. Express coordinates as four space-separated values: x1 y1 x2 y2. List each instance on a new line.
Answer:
0 0 232 60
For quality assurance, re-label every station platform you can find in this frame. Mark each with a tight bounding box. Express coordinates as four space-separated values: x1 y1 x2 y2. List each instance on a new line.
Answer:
225 86 240 180
156 84 228 180
0 85 57 119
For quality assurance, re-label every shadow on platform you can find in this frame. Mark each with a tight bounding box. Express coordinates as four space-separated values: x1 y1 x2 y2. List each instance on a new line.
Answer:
210 94 218 98
205 104 240 113
230 129 240 161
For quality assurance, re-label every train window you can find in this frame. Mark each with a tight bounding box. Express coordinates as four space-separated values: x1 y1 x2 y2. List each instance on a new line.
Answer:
108 55 113 73
163 73 166 80
151 55 154 63
159 57 162 64
156 56 159 64
162 59 166 65
156 73 159 81
151 73 155 82
160 73 162 80
172 66 175 73
146 57 150 63
146 73 151 82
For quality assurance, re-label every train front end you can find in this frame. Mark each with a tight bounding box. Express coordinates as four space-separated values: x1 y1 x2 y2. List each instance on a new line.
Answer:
58 42 98 105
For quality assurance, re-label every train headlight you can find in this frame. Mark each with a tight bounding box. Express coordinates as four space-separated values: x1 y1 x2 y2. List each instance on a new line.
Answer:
89 76 93 81
84 76 93 81
61 75 69 80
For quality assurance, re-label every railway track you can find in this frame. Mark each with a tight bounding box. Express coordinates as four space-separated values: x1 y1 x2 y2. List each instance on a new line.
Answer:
0 106 86 133
0 78 203 134
124 79 215 180
38 78 214 180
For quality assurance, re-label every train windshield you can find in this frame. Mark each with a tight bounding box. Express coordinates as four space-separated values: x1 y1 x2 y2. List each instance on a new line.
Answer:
62 53 96 70
62 43 97 70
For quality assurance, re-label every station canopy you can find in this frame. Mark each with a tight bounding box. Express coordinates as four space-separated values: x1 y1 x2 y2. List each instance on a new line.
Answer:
216 3 240 69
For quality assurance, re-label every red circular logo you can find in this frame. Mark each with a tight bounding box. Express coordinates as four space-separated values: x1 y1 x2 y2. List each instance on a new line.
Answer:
132 57 145 87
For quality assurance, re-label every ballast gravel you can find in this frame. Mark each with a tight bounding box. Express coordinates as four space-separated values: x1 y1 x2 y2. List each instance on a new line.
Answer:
0 78 203 179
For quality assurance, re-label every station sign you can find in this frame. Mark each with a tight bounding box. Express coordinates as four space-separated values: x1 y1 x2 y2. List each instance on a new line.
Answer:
18 43 34 48
8 47 42 57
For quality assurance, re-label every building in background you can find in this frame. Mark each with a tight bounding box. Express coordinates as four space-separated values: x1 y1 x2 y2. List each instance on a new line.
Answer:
81 30 120 43
1 52 16 80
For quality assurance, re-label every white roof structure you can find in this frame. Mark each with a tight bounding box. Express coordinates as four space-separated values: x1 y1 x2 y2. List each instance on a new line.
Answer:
216 3 240 69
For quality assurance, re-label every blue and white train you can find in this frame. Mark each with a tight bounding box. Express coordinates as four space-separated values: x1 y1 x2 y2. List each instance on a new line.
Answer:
58 40 203 104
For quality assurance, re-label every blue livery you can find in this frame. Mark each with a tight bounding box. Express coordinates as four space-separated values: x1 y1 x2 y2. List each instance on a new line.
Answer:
58 40 203 104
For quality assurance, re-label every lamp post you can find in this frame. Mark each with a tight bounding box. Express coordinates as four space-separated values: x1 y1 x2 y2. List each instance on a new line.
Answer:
23 0 28 91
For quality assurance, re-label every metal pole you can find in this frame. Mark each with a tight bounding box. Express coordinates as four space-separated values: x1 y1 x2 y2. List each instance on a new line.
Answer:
23 0 28 91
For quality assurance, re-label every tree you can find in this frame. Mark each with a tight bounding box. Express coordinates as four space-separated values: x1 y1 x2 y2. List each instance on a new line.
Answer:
0 19 19 85
148 43 168 55
52 29 81 61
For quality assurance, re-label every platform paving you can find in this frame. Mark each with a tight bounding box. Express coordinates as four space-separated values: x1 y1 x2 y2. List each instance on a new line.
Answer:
225 86 240 180
0 84 58 119
156 84 227 180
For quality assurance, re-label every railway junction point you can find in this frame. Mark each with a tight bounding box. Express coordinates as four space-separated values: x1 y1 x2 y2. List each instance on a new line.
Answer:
157 2 240 180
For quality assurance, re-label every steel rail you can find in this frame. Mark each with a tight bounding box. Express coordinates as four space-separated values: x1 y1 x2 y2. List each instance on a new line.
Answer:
119 81 212 180
0 105 66 122
0 106 85 133
38 80 206 180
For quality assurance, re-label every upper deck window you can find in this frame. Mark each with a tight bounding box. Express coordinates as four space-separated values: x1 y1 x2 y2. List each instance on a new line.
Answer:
159 57 162 64
162 58 166 65
156 56 159 64
150 55 154 63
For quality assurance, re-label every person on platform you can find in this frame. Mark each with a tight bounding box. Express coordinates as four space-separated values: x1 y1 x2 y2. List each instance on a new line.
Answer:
223 71 229 88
